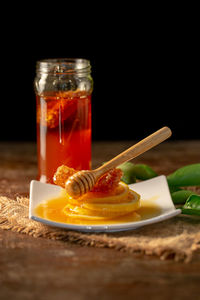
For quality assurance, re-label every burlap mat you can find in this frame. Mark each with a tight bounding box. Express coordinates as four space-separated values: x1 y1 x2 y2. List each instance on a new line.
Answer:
0 194 200 262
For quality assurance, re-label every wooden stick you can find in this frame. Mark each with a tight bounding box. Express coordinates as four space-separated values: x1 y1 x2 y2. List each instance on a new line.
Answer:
96 126 172 175
65 127 172 198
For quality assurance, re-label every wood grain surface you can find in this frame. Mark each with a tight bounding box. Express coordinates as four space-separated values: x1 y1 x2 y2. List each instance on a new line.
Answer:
0 141 200 300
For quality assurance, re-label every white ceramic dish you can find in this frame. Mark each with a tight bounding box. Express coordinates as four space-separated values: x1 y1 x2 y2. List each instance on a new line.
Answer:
29 175 181 232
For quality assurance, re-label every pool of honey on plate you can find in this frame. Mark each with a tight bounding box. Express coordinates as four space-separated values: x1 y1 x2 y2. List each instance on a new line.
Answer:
35 190 161 225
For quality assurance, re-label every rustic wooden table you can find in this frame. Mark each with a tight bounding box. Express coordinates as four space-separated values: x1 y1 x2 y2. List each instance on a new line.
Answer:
0 141 200 300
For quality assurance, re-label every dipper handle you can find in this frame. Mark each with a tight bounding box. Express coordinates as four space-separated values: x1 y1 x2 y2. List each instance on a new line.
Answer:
96 126 172 176
65 127 172 198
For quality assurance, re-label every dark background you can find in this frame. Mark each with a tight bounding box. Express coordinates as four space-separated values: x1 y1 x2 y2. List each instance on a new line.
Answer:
1 7 199 142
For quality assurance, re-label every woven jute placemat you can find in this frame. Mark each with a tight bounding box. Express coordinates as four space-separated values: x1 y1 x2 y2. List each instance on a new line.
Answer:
0 192 200 262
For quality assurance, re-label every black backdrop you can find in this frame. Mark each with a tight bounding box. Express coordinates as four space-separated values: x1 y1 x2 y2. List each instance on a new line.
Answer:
1 12 199 142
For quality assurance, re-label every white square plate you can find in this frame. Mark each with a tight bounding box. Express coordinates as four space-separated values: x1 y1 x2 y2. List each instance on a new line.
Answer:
29 175 181 232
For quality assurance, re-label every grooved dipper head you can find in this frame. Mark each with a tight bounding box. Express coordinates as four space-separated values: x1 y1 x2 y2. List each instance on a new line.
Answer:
65 170 96 198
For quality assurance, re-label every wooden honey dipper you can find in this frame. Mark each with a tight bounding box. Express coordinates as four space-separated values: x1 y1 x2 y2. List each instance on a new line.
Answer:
65 126 172 198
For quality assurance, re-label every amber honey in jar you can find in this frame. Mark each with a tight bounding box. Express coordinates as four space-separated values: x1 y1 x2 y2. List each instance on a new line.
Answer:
34 58 93 183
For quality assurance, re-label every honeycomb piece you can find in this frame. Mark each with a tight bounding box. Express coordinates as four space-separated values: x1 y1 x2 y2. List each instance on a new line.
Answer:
92 168 123 193
38 98 78 129
53 165 76 188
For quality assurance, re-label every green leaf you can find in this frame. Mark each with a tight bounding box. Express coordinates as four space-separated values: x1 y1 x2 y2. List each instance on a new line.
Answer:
167 163 200 187
171 189 196 204
169 186 181 193
117 162 136 184
181 194 200 216
128 164 157 180
117 162 157 184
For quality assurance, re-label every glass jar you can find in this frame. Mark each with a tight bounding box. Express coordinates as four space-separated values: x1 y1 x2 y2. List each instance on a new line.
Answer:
34 58 93 183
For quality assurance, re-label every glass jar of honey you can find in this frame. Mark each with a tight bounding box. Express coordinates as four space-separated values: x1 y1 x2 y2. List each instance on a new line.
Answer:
34 58 93 183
